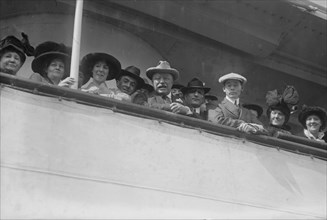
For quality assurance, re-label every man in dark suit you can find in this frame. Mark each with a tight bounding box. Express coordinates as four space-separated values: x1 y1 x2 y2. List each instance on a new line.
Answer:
207 72 266 134
182 78 210 120
145 61 191 115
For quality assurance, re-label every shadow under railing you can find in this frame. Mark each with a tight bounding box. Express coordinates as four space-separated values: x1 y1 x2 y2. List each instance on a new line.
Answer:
1 72 326 160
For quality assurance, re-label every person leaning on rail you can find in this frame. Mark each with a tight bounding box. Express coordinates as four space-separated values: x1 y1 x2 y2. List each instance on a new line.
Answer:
101 65 144 102
181 77 211 120
131 77 154 105
29 41 74 87
265 85 299 137
80 52 121 94
144 61 192 116
0 33 34 75
207 72 266 134
298 105 327 143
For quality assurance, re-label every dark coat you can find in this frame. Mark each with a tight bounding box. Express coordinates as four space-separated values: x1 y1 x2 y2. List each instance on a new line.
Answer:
207 98 262 128
147 93 184 111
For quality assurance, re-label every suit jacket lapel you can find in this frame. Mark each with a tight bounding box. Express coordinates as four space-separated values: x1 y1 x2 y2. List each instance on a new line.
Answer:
222 98 240 118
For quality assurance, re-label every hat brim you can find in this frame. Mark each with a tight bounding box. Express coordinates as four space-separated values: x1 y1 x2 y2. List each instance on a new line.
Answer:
117 69 145 89
31 52 70 77
298 108 327 130
80 53 121 80
1 44 26 63
243 104 263 117
146 68 179 81
181 86 210 94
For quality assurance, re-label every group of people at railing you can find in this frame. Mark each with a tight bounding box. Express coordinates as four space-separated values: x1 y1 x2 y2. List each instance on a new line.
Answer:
1 34 326 143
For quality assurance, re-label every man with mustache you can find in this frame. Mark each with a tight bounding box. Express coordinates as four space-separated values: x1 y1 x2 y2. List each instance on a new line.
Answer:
181 78 211 120
208 72 266 134
145 61 191 115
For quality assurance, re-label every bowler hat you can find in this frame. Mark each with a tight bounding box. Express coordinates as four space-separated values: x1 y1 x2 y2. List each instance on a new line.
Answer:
243 104 263 118
0 33 34 64
181 78 210 94
218 72 247 84
298 105 327 131
31 41 71 77
146 61 179 81
117 66 145 89
80 53 121 80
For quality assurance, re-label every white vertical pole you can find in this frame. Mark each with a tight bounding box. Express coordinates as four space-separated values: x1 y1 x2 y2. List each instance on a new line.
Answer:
69 0 84 89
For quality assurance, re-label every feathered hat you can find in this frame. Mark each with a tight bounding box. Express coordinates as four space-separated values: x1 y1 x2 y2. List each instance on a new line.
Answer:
0 32 34 64
31 41 71 77
266 85 299 125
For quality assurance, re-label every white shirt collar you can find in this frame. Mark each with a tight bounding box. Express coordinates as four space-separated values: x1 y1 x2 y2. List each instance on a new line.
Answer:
226 96 239 106
304 129 325 142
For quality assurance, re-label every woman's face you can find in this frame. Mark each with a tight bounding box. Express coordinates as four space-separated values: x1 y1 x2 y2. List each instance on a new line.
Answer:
0 51 23 75
306 115 322 133
92 61 109 84
45 58 65 80
270 109 286 127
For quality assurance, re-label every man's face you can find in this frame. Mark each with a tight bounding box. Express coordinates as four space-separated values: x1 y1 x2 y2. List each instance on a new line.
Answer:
116 75 138 95
171 88 183 98
184 88 205 108
223 79 243 99
152 73 173 96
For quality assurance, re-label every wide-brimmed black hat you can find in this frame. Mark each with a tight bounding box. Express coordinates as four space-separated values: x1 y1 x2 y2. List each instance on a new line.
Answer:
298 105 327 131
266 101 290 125
31 41 70 77
243 104 263 118
117 66 144 89
146 61 179 81
80 53 121 80
181 78 210 94
0 33 34 64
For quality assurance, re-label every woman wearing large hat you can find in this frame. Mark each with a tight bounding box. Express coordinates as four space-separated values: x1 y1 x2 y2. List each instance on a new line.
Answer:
0 33 34 75
265 85 299 137
29 41 74 87
80 52 121 94
298 105 327 142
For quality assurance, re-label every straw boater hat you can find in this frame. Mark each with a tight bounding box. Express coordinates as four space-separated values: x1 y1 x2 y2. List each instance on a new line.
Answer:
181 78 210 94
80 52 121 80
146 61 179 81
243 104 263 118
218 72 247 85
31 41 71 77
298 105 327 131
0 33 34 64
117 66 145 89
